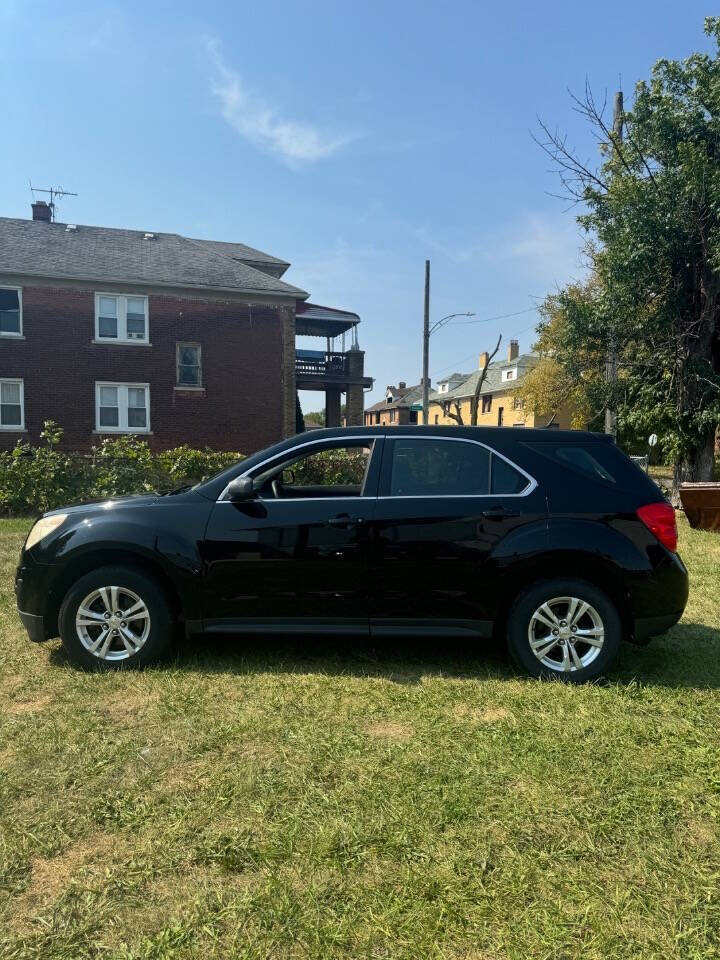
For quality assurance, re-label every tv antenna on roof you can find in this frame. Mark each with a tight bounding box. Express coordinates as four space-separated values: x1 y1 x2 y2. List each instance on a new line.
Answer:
29 181 78 222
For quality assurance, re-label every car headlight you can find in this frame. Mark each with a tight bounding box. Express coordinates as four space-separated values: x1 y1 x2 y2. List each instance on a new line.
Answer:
25 514 68 550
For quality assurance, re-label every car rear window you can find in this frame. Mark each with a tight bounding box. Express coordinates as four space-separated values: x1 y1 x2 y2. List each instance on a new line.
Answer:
555 446 615 483
523 440 648 490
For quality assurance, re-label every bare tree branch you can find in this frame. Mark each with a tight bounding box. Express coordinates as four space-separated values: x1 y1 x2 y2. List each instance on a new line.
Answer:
470 335 502 426
532 117 610 199
441 400 464 426
569 82 660 190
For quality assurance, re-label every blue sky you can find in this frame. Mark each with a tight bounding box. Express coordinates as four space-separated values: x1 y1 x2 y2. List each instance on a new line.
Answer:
0 1 713 410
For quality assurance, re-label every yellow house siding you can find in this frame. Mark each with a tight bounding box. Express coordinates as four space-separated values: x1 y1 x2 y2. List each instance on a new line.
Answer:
427 391 576 429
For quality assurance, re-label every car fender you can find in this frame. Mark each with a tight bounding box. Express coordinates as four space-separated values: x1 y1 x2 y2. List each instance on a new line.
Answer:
36 512 207 623
488 517 548 561
544 517 653 572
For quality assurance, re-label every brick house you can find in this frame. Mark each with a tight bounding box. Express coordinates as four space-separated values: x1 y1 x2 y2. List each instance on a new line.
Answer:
0 204 372 452
363 380 424 426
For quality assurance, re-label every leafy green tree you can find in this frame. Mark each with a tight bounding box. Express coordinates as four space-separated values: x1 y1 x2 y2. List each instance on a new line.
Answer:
304 410 325 427
535 17 720 495
303 405 347 428
519 284 604 429
295 392 306 433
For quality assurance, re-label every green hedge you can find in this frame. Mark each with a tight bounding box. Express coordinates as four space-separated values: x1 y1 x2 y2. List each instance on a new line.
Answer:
291 447 368 486
0 422 243 516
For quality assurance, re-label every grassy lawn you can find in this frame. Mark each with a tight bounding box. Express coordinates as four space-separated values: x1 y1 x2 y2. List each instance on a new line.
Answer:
1 517 719 959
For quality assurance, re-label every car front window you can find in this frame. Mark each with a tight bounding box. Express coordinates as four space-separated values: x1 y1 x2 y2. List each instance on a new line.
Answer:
255 443 374 499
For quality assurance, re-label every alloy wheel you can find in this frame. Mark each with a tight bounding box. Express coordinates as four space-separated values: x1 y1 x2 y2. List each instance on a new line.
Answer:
75 585 151 661
527 595 605 673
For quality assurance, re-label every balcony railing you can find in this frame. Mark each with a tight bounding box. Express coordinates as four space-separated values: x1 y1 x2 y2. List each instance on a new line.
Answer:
296 351 349 380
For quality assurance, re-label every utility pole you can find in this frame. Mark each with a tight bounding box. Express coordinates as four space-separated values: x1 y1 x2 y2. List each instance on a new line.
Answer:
605 91 623 437
422 259 430 424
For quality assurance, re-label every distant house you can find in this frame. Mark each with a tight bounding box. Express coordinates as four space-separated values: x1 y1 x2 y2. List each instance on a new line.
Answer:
433 371 470 397
364 380 425 425
424 339 574 428
0 203 372 451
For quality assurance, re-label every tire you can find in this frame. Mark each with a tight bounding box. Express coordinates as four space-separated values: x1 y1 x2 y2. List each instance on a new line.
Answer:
59 564 174 670
507 578 622 683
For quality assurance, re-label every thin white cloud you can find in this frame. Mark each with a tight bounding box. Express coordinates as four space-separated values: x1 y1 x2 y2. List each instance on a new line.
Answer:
410 213 586 288
206 39 354 164
502 214 587 289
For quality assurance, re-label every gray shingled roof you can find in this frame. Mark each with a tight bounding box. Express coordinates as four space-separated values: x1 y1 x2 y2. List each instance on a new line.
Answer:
428 354 537 403
365 382 424 413
0 218 307 298
187 236 290 270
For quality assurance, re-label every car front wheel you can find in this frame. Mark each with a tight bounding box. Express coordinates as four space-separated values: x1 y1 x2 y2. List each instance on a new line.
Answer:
507 578 622 683
59 565 174 669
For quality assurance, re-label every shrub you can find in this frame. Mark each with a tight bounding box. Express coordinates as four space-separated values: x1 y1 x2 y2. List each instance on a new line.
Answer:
155 445 241 489
291 448 368 486
90 435 158 499
0 422 244 517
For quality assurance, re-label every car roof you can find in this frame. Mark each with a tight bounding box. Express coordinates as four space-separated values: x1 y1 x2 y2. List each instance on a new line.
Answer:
302 425 614 443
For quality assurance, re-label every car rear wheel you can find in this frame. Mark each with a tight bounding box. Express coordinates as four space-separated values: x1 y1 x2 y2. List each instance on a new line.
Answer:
59 565 174 670
507 578 622 683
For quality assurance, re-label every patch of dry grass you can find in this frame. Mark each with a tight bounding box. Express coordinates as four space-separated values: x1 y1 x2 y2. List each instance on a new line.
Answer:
363 721 414 740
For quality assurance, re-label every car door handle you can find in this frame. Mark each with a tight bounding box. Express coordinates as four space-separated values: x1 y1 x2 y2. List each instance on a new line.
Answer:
481 506 520 519
326 515 366 528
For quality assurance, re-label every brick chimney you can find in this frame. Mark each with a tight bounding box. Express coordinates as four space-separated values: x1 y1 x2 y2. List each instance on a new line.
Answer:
398 381 406 389
32 201 52 222
508 339 519 362
478 351 489 370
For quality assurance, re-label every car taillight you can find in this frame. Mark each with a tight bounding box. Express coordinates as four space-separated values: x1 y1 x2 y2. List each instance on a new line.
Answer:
636 502 678 552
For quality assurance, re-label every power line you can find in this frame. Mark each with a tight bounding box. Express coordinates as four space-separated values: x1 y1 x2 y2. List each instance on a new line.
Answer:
448 306 538 326
430 317 540 379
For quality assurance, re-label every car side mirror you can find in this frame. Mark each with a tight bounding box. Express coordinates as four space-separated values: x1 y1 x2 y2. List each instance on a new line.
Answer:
227 476 256 501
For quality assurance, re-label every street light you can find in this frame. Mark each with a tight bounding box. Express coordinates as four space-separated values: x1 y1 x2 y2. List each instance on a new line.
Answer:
421 261 476 424
421 297 475 425
430 312 476 335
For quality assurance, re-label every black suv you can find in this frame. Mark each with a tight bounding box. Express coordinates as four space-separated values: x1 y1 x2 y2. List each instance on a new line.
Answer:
16 427 688 682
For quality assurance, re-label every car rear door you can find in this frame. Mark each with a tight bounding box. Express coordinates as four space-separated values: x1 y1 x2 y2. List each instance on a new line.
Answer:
367 434 547 637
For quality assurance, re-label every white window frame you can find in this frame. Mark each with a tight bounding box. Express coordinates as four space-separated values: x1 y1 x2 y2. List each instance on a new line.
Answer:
0 286 23 338
502 367 517 382
0 378 25 430
95 382 150 433
94 293 149 344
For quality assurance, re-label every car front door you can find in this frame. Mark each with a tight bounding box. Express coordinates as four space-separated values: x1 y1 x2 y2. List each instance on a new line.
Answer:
201 437 382 635
368 434 546 637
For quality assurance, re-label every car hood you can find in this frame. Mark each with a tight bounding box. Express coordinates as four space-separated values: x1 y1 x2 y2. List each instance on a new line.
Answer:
46 493 161 518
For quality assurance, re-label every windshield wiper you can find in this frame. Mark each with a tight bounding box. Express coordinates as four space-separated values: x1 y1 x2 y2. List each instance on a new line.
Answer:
163 484 193 496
